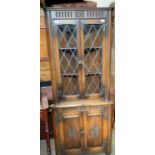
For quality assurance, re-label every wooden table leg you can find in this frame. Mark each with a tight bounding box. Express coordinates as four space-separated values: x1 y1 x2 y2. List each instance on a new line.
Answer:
41 109 51 155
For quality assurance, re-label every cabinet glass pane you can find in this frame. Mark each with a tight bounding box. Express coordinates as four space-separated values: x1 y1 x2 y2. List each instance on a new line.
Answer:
57 24 79 96
83 24 104 95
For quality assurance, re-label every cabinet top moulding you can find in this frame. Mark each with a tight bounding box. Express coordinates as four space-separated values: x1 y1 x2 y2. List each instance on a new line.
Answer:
46 8 112 20
46 7 112 10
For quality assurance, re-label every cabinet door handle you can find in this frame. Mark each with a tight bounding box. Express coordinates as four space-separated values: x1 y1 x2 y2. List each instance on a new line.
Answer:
80 129 84 136
78 60 83 69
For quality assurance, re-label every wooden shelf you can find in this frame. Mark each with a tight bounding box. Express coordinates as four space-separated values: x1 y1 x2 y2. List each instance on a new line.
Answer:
60 48 77 50
62 73 78 77
84 47 101 52
85 72 101 76
85 47 101 49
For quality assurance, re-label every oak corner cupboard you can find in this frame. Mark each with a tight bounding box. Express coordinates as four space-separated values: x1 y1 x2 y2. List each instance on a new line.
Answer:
46 7 113 155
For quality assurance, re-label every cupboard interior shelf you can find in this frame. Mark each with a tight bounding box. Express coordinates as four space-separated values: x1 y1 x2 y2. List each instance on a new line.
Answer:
85 72 101 76
59 48 77 50
62 73 101 76
85 47 101 49
59 47 102 52
62 73 78 77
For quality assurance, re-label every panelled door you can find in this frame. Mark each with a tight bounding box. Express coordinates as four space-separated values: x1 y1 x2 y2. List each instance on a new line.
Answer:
58 111 83 155
52 19 107 100
57 107 110 154
83 109 108 153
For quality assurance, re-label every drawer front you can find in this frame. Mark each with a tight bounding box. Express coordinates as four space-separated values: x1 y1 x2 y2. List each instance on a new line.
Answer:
40 61 50 71
40 70 51 81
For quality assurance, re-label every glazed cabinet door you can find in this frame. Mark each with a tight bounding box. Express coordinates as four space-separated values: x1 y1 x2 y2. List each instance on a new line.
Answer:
52 20 82 100
81 19 108 98
58 111 83 155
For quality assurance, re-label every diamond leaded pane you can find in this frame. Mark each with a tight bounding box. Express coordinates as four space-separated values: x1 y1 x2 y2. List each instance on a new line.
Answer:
84 24 104 95
57 24 79 96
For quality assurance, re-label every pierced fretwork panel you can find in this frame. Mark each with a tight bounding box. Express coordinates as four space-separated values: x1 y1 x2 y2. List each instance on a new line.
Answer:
57 24 79 96
83 24 104 95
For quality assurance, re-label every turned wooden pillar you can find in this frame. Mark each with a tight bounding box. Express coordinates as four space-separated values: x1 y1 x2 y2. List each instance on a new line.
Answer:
40 95 51 155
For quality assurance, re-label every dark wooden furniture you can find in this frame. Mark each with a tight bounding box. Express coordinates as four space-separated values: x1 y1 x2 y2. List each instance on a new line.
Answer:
46 8 113 155
40 83 53 140
40 94 51 155
40 109 51 155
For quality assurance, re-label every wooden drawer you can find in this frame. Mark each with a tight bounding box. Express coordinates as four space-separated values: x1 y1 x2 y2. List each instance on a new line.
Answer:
40 61 50 71
40 70 51 81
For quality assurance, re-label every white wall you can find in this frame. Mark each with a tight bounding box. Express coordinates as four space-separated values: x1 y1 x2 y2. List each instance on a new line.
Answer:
84 0 114 7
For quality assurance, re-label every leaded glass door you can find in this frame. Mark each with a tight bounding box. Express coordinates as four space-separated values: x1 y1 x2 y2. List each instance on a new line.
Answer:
52 20 81 99
81 20 107 97
52 19 107 99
